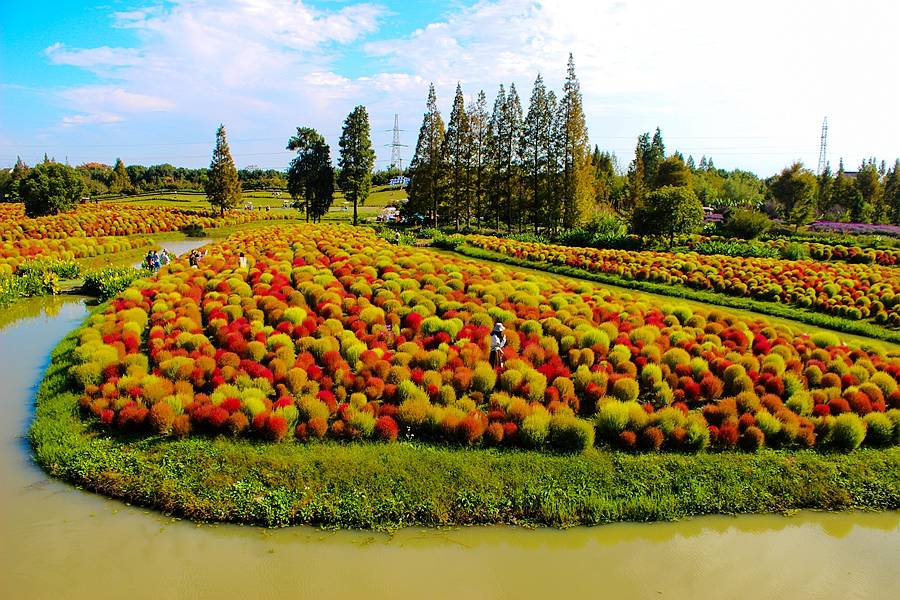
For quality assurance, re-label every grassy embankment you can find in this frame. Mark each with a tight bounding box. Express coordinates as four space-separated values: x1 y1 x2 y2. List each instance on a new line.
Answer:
450 244 900 347
29 312 900 529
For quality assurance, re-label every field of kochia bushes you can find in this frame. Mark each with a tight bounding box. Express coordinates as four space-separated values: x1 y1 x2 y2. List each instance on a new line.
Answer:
467 236 900 326
0 203 291 275
72 225 900 454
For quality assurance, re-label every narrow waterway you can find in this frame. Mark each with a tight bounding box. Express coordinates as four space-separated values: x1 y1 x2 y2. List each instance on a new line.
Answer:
132 238 211 268
0 296 897 599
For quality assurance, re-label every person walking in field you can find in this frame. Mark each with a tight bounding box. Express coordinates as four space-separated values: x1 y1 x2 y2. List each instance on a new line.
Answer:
238 252 248 269
490 322 507 369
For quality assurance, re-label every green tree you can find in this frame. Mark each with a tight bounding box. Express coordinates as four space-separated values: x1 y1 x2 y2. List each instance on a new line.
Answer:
408 84 446 227
721 170 765 209
856 160 883 222
3 157 30 200
20 162 86 217
287 127 335 223
769 162 818 229
442 84 472 230
816 163 832 215
632 185 704 245
204 124 242 217
644 128 665 187
522 74 557 232
467 90 490 228
592 146 618 207
828 160 857 220
109 158 132 195
884 159 900 225
654 155 692 188
558 53 594 229
338 105 376 226
622 139 646 217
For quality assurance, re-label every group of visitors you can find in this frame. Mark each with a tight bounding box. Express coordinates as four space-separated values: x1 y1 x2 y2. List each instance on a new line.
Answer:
189 248 206 268
143 249 170 272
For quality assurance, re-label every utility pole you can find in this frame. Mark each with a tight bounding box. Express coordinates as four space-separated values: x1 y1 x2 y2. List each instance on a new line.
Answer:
386 114 407 171
817 117 828 175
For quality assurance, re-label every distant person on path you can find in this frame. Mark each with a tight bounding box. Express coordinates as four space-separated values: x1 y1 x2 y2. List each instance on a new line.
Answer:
490 322 507 369
189 250 199 268
159 249 170 266
144 250 154 271
394 231 401 245
238 252 248 269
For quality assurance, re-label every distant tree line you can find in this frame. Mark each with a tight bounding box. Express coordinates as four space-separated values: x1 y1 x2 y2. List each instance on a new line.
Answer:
0 157 288 201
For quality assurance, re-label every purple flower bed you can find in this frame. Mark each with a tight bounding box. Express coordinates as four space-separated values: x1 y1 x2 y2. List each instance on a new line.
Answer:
809 221 900 237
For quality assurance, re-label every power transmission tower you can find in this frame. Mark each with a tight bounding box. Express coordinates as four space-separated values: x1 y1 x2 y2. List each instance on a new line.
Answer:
386 114 407 171
817 117 828 175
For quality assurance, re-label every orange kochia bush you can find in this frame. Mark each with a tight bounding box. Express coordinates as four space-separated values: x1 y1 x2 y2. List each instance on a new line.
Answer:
72 224 900 453
466 235 900 326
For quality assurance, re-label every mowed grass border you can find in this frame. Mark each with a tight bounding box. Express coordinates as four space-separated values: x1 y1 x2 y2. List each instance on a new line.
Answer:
29 310 900 529
454 244 900 346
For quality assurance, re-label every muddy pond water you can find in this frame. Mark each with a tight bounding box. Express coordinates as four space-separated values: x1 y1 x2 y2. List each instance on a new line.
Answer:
0 296 897 599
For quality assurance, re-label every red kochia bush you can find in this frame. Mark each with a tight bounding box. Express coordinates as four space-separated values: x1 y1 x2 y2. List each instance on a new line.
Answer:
828 397 851 414
308 416 328 439
618 430 637 450
266 415 289 441
374 415 399 441
639 427 664 451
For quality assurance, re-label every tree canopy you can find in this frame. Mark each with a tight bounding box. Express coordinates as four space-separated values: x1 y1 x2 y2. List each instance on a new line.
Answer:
337 105 376 226
287 127 335 223
20 161 86 217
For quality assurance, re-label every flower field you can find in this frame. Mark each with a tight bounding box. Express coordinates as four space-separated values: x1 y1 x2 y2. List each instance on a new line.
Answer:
72 224 900 453
0 202 293 275
0 202 291 241
467 236 900 326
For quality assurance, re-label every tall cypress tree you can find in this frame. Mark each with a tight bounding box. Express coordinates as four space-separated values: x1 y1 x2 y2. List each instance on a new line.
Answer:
558 53 594 229
442 83 471 230
624 141 646 217
408 84 446 227
338 106 376 226
468 90 490 228
488 84 508 229
504 84 524 231
205 124 242 217
522 74 553 232
646 127 665 186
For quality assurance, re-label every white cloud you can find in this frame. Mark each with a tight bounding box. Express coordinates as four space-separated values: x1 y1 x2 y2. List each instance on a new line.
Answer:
61 112 125 127
60 86 175 112
29 0 900 173
364 0 900 173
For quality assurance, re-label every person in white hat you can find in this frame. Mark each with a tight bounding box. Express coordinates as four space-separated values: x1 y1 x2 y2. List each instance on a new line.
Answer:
490 322 507 369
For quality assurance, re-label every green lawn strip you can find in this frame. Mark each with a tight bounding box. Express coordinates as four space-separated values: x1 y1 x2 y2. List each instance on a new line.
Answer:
453 244 900 346
29 316 900 529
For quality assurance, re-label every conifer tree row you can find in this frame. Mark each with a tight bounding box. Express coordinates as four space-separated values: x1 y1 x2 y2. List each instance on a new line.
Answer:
406 54 594 233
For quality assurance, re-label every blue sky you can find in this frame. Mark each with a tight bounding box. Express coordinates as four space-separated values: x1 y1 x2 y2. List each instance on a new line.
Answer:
2 0 898 176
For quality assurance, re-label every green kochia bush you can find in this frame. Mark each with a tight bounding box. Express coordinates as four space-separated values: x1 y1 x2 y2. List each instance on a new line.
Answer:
83 267 149 300
832 413 867 451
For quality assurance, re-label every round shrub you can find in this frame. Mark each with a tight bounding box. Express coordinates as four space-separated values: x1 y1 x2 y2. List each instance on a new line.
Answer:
740 426 765 452
862 412 894 447
831 413 866 451
548 416 595 453
611 378 639 403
